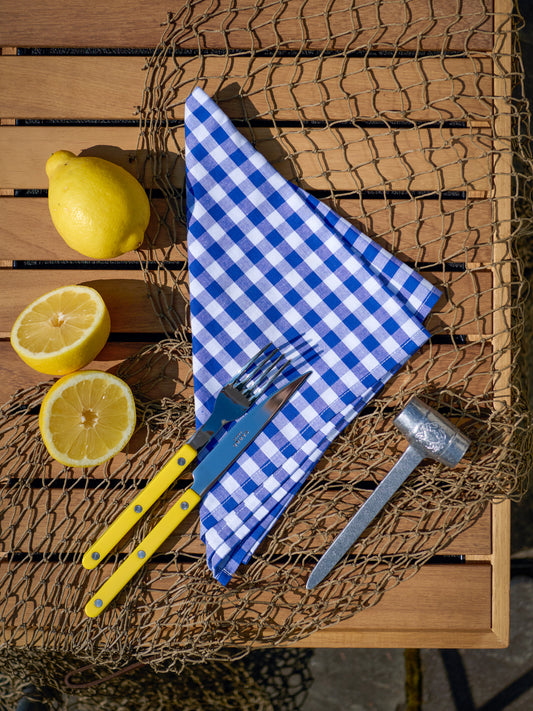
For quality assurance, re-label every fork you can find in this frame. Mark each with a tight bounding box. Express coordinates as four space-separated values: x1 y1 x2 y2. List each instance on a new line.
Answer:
82 343 291 570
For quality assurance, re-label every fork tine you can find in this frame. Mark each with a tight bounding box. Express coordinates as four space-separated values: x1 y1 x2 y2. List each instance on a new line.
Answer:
238 347 281 388
247 352 285 390
229 342 293 402
243 355 291 402
228 342 273 386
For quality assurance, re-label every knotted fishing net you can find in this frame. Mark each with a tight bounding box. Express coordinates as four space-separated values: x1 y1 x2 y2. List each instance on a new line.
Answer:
1 0 533 702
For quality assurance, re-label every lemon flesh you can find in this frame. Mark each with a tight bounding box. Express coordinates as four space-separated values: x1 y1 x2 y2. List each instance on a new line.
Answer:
46 150 150 259
39 370 136 467
10 285 111 375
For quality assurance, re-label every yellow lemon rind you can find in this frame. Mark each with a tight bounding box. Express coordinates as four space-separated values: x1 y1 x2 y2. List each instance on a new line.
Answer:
46 151 150 260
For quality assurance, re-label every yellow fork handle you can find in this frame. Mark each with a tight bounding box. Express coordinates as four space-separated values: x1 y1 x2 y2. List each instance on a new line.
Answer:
82 443 197 570
84 487 201 618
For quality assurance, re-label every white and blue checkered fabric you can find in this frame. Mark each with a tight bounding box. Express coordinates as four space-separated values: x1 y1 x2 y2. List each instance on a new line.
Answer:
185 87 441 584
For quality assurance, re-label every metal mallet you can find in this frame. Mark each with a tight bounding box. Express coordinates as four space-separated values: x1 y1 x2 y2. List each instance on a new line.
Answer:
306 396 471 589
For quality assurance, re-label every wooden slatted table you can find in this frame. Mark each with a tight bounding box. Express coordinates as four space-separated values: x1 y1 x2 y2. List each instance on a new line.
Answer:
0 0 513 649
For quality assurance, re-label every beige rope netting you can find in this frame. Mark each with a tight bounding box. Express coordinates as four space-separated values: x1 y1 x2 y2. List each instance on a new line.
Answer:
1 0 533 703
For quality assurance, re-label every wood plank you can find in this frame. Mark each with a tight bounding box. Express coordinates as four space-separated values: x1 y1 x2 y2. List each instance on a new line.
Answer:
313 564 492 631
0 339 495 412
0 56 145 120
0 197 166 263
0 268 493 339
0 340 158 403
488 0 513 647
0 128 150 190
0 125 493 193
424 269 493 335
0 484 491 558
0 270 187 336
0 0 494 52
293 564 495 648
0 0 173 49
286 481 490 560
0 197 494 264
293 627 504 650
0 560 493 647
0 196 168 267
0 55 494 122
0 403 193 484
491 499 510 646
379 340 494 399
328 198 494 264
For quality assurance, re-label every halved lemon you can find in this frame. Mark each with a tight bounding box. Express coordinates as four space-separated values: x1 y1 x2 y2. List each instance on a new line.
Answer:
10 285 110 375
39 370 136 467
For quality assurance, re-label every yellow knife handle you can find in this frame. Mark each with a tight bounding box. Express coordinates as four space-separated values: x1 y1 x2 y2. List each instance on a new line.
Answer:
82 443 197 570
84 487 201 618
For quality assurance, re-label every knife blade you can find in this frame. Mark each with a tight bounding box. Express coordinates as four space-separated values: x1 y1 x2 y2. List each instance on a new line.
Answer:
84 371 309 617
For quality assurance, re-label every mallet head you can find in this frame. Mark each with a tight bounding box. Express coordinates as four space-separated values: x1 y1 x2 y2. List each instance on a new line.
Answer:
393 396 471 468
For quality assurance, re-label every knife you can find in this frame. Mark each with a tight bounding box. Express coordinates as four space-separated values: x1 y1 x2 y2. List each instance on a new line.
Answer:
84 371 309 617
82 342 289 570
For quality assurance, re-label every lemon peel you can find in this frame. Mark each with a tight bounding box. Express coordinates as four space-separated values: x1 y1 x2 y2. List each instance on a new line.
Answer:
46 150 150 259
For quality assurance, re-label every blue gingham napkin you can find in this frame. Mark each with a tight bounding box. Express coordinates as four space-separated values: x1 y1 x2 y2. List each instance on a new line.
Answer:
185 87 441 584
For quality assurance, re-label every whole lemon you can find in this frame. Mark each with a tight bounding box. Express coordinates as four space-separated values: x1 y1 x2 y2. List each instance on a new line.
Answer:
46 150 150 259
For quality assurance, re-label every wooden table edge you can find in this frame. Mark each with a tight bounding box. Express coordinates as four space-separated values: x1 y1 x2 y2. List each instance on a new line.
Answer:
288 500 510 649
